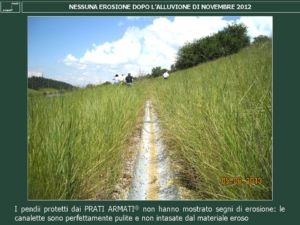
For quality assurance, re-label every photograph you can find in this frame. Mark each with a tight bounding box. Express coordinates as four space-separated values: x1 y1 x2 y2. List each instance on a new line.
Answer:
27 16 273 200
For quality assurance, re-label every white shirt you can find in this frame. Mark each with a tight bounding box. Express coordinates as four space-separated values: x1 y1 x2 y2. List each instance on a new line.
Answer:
114 76 120 84
163 72 169 78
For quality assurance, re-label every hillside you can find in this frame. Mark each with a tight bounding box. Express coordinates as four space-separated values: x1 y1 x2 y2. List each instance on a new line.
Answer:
151 41 272 199
28 76 75 90
28 42 272 200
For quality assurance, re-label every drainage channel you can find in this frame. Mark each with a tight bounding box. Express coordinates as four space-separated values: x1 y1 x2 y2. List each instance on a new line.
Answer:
127 100 178 200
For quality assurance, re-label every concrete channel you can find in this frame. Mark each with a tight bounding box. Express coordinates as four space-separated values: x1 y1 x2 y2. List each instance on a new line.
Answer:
127 100 178 200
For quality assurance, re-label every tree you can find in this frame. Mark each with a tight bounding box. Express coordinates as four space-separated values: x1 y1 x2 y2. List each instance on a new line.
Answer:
174 23 250 70
28 76 75 90
151 66 167 78
217 24 250 54
253 35 271 45
170 64 176 72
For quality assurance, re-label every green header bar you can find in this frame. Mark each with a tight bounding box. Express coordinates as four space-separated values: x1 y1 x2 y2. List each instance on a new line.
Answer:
1 1 299 14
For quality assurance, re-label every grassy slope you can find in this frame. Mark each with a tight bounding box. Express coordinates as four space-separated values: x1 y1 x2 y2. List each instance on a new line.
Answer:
151 42 272 199
28 82 146 199
28 42 272 200
28 88 62 97
28 88 41 97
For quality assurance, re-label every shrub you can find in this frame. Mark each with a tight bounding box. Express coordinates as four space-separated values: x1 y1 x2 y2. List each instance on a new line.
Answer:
253 35 272 45
175 24 250 70
151 66 168 78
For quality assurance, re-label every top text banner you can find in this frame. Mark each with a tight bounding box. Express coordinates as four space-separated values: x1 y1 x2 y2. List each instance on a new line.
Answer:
15 1 300 13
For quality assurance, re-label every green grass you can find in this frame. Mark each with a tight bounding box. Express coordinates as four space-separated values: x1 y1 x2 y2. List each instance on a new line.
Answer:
38 88 59 93
28 42 272 200
28 88 43 97
28 83 146 199
28 88 61 97
151 42 272 199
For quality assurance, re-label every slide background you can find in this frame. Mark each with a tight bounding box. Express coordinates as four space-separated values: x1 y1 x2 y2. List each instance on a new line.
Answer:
0 1 299 224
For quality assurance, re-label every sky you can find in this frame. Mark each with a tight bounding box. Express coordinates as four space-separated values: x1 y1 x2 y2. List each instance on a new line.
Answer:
28 16 272 86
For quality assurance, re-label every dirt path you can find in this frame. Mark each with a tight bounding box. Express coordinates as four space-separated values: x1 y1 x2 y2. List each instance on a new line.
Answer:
127 100 178 200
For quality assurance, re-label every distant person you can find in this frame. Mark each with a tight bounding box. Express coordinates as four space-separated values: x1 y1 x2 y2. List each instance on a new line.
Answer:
113 74 120 84
125 73 133 86
121 74 126 83
163 71 169 79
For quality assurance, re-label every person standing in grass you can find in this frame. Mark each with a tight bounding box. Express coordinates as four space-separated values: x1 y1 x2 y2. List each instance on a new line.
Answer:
125 73 133 86
163 71 169 79
113 74 120 85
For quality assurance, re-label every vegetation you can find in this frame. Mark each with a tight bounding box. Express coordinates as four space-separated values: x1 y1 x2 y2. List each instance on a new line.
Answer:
28 76 75 90
175 24 250 70
28 88 68 98
151 41 272 199
28 88 42 97
28 83 146 199
150 66 168 78
28 31 272 200
253 35 272 45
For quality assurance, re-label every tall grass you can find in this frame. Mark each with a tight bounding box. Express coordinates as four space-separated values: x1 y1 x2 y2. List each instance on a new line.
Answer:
151 42 272 199
28 83 145 199
29 42 272 200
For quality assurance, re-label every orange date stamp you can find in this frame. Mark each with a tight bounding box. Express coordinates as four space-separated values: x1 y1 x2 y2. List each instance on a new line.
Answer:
220 176 263 185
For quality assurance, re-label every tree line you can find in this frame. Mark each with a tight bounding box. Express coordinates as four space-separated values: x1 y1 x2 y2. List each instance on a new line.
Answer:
28 76 75 90
174 24 250 70
149 24 271 76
